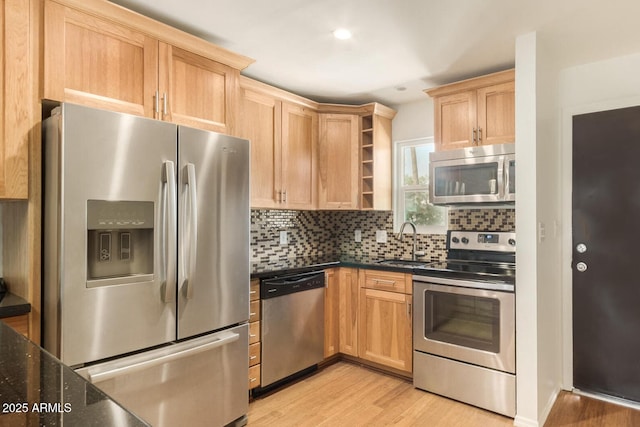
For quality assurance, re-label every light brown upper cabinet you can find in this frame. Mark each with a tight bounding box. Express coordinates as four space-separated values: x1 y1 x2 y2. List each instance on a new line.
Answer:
318 113 360 210
240 78 317 210
426 69 514 151
317 104 396 211
43 0 252 134
280 103 318 209
0 0 32 199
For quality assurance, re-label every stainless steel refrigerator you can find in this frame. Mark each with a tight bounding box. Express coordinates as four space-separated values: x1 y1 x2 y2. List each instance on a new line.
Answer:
43 103 250 427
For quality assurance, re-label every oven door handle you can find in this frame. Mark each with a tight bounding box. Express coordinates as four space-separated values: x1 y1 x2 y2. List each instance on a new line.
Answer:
412 275 514 292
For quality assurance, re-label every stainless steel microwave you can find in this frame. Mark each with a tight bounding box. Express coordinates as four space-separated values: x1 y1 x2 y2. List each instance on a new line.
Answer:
429 143 515 205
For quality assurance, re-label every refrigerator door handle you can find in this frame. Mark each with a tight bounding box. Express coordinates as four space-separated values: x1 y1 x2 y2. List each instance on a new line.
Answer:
86 331 240 383
161 161 177 302
181 163 198 299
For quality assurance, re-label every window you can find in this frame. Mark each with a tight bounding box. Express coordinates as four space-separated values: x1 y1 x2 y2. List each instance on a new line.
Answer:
394 137 447 234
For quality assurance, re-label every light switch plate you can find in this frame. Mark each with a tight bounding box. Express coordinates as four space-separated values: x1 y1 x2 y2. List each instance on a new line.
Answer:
279 230 288 245
376 230 387 243
354 229 362 242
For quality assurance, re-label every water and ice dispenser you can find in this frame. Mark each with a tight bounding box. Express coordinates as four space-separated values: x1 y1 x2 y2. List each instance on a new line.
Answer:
87 200 154 286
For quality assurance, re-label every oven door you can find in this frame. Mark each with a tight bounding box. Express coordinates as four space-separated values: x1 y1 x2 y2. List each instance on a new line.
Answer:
413 278 515 373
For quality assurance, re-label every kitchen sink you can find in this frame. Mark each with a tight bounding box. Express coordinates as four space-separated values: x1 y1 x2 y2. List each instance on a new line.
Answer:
376 259 429 268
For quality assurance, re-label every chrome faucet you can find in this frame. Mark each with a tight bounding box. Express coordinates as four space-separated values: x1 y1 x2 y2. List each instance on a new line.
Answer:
397 221 418 261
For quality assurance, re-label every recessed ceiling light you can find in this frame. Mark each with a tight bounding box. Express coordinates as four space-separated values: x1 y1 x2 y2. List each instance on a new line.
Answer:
333 28 352 40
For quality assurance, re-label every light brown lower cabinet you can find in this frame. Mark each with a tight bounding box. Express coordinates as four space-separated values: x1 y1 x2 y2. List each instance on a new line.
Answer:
0 314 29 337
326 268 413 374
324 268 339 358
248 279 261 390
358 288 412 373
338 268 359 356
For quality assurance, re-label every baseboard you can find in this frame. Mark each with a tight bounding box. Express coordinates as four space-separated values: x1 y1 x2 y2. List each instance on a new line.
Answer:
513 387 560 427
540 388 560 425
513 415 539 427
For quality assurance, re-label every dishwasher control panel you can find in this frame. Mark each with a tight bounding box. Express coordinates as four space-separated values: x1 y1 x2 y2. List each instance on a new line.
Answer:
260 271 325 299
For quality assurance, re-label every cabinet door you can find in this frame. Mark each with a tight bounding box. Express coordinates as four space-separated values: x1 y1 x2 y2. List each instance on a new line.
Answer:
281 103 317 209
433 91 476 151
476 81 515 146
358 288 412 373
0 0 30 199
159 43 238 134
324 268 339 358
338 268 359 356
43 0 158 117
240 89 281 208
318 114 359 209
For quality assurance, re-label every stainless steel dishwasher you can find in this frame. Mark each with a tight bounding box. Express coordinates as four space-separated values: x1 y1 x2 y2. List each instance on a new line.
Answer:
259 270 325 390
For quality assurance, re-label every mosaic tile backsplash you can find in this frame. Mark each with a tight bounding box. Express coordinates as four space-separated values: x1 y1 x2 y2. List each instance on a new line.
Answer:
251 208 515 264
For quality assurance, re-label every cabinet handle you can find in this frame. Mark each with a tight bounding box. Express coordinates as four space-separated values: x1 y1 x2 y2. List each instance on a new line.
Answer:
276 190 282 203
478 127 482 143
154 91 160 117
161 92 168 117
250 377 257 383
472 128 477 144
282 190 287 203
406 301 412 319
249 355 257 361
249 333 257 338
373 279 396 286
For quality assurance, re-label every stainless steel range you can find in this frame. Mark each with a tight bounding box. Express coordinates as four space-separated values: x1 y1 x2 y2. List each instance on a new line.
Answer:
413 230 516 417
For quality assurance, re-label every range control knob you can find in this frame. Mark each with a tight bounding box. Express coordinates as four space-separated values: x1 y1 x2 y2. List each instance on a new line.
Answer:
451 237 460 244
508 238 516 246
461 237 469 244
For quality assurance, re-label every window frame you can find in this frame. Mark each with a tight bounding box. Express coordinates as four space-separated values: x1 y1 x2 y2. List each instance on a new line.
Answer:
393 137 447 235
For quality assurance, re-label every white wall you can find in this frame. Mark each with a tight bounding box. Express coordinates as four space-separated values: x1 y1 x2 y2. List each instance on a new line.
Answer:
514 31 563 427
391 97 434 141
557 51 640 390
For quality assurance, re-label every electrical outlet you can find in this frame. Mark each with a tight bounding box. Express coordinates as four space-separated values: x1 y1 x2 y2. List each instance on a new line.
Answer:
376 230 387 243
279 230 288 245
354 229 362 242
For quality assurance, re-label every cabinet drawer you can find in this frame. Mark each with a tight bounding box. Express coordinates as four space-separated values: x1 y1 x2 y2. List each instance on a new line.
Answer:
249 321 260 344
249 300 260 323
362 270 410 294
250 279 260 301
248 364 261 389
249 342 261 367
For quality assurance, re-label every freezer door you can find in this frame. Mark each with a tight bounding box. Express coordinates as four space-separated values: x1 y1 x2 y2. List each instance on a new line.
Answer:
43 103 178 366
177 127 250 339
76 324 249 427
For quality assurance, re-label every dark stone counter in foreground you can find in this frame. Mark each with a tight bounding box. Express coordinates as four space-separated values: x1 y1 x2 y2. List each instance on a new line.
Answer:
0 322 149 426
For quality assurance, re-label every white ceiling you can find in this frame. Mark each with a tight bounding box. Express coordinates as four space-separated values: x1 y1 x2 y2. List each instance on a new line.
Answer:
110 0 640 106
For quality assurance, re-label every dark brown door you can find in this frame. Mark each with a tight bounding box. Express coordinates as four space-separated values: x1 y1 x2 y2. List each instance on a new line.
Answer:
573 105 640 403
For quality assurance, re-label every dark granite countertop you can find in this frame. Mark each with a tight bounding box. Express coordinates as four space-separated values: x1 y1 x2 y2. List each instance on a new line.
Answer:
0 293 31 319
0 322 150 426
250 254 428 278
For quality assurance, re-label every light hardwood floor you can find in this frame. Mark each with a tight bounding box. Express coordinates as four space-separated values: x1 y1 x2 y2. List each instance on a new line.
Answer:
248 361 640 427
247 362 513 426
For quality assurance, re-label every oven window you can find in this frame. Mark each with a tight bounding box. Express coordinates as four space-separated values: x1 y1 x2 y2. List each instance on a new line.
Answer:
425 291 500 353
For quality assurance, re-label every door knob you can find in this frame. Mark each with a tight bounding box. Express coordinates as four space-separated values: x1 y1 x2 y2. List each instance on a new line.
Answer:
576 243 587 253
576 262 588 272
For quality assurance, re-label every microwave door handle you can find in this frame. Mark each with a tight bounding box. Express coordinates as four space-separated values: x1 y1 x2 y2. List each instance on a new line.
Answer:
182 163 198 300
161 161 177 303
497 159 505 199
504 159 510 198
